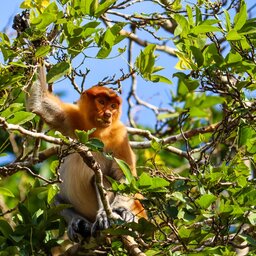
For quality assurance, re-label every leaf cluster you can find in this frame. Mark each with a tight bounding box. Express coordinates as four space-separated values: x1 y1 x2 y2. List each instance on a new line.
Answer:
0 0 256 255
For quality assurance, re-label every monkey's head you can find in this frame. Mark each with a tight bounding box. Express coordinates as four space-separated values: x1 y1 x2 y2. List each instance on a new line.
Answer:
79 86 122 128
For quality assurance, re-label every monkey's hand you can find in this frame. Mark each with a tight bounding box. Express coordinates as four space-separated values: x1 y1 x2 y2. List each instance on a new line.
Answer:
67 216 93 242
92 207 135 232
113 207 135 223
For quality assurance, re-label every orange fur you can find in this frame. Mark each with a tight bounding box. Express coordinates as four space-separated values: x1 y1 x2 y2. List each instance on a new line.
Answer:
28 71 146 225
63 86 136 175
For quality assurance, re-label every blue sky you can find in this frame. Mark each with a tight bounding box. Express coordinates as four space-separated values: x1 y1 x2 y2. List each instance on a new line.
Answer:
1 0 254 128
0 1 21 31
0 0 255 167
0 0 174 128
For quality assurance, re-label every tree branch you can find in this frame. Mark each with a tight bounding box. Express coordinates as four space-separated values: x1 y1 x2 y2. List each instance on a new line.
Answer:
128 122 220 148
119 30 177 57
0 117 145 255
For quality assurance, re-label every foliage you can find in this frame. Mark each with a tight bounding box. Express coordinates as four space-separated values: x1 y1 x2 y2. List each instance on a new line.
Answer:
0 0 256 255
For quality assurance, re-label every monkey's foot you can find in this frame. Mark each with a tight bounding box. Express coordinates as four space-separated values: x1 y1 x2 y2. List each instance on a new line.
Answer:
92 207 135 233
113 207 135 223
68 217 92 242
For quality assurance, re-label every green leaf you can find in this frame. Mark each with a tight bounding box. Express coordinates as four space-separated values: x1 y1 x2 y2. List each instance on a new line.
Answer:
47 185 59 204
247 137 256 154
144 250 162 256
7 111 36 125
1 103 24 119
186 4 194 26
90 0 99 16
20 0 33 9
9 235 24 243
225 51 242 64
0 46 9 62
238 126 254 147
46 62 71 83
125 218 157 235
174 14 189 36
50 160 59 174
54 131 70 144
45 1 59 14
9 62 28 68
150 75 172 84
190 46 204 67
115 158 133 184
35 45 51 58
234 0 247 30
195 6 202 24
31 13 57 30
173 72 199 95
157 112 179 120
0 187 15 198
137 172 154 188
196 194 217 209
224 10 231 31
189 107 208 117
191 24 221 35
86 138 104 151
135 44 156 76
226 30 242 41
18 204 32 224
151 139 162 151
96 23 125 58
239 19 256 35
172 191 186 203
178 226 192 239
0 220 13 237
79 0 97 16
75 129 89 144
138 172 169 191
177 81 189 96
150 177 170 190
237 176 247 188
95 0 116 16
239 234 256 246
200 96 225 108
96 46 112 59
135 44 170 83
102 28 115 46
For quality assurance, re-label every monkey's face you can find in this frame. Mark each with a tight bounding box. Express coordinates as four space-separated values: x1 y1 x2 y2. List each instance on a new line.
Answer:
93 96 120 128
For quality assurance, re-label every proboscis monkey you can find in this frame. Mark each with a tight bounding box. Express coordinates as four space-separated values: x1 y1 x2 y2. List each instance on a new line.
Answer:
27 64 146 241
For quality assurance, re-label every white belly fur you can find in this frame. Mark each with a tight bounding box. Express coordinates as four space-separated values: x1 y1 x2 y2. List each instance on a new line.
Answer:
59 153 99 222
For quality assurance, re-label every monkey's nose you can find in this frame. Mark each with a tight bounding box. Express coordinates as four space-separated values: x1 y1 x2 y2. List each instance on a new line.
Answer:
104 111 112 118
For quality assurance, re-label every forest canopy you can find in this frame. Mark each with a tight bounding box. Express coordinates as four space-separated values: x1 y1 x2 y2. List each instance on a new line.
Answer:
0 0 256 255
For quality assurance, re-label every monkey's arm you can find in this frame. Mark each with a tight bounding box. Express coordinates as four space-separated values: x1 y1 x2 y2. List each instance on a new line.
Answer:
27 66 80 136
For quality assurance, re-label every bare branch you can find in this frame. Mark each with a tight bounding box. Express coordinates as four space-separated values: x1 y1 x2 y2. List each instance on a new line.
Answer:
119 30 177 57
0 116 145 255
0 117 66 146
128 122 220 147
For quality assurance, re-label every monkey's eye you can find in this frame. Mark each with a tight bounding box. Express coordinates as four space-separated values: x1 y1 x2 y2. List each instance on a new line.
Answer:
111 103 117 109
98 99 105 105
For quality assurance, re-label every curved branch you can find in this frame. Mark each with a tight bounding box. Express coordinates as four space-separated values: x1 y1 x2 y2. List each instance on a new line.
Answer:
0 146 60 179
120 30 177 57
128 123 221 159
0 117 65 145
0 117 145 255
128 123 220 146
